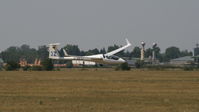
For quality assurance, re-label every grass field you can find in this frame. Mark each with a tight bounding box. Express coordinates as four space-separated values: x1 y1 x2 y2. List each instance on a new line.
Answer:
0 69 199 112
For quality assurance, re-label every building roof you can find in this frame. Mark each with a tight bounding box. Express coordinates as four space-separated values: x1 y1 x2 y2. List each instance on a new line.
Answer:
192 55 199 58
171 56 194 61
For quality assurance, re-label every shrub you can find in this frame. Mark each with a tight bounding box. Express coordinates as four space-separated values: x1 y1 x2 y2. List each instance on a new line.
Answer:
5 61 20 71
0 65 2 71
22 65 31 71
31 66 43 71
55 68 60 71
66 61 73 68
120 62 131 70
135 60 144 68
115 62 131 71
183 66 194 71
197 64 199 69
41 59 54 71
147 65 175 70
146 65 165 70
115 66 120 71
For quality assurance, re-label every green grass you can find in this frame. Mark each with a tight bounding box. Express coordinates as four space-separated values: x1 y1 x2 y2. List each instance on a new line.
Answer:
0 70 199 112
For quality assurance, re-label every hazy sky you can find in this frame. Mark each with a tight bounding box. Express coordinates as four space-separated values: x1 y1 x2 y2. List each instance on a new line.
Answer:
0 0 199 52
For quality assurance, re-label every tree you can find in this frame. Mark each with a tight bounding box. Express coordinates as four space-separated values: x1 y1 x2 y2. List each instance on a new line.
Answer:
80 51 86 56
154 47 162 61
153 46 161 55
19 44 37 63
85 48 100 55
165 46 181 61
41 59 54 71
37 45 49 61
180 50 192 57
5 61 20 71
1 46 21 63
145 48 153 58
131 47 141 58
63 45 81 56
100 48 106 54
108 45 124 57
20 44 30 51
123 51 131 58
1 45 38 64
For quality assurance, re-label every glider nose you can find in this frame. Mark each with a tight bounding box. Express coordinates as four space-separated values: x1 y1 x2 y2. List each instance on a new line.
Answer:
119 58 126 63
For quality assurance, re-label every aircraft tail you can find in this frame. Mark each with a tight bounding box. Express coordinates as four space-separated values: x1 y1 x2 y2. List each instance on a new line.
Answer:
48 43 60 59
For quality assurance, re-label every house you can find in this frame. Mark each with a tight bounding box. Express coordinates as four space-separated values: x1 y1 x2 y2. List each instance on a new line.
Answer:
170 56 194 65
193 55 199 64
193 43 199 63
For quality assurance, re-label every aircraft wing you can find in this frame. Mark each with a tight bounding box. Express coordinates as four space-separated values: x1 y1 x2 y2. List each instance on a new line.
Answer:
105 39 131 57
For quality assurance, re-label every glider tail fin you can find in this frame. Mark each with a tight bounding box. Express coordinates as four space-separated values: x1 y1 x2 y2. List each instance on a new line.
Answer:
48 43 60 59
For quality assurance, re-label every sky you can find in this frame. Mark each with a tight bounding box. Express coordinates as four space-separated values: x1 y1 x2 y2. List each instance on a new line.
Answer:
0 0 199 52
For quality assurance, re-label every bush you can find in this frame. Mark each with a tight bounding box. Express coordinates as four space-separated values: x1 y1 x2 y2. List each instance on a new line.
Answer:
120 62 131 70
115 62 131 71
135 60 144 68
55 68 60 71
22 65 31 71
197 64 199 69
146 65 178 70
5 61 20 71
66 61 73 68
146 65 165 70
0 65 2 71
41 59 54 71
31 66 43 71
183 66 194 71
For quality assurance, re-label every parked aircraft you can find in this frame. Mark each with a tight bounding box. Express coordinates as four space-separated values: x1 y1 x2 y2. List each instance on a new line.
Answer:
49 39 131 64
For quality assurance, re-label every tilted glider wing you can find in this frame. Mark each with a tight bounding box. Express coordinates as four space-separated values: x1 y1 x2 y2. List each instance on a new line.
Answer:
105 39 131 57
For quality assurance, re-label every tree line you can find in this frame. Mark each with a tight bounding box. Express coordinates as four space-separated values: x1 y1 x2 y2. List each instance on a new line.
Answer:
0 44 193 63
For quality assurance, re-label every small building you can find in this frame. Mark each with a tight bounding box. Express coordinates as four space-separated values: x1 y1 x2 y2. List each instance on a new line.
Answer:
193 55 199 64
126 58 139 66
170 56 194 65
126 60 136 66
194 43 199 56
193 43 199 63
126 57 160 66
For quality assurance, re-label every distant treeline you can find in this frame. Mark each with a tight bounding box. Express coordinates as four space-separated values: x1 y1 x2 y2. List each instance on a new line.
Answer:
0 44 192 63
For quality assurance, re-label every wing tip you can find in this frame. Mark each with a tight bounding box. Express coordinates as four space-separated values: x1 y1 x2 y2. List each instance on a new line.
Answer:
125 38 131 46
49 43 60 46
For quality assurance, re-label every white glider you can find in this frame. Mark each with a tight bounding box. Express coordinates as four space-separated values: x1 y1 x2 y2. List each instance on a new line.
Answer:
49 39 131 64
